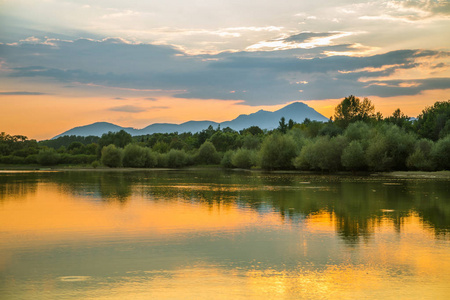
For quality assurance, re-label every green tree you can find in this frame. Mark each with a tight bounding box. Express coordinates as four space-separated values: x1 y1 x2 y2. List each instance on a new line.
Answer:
406 138 434 171
37 148 60 166
260 133 297 170
166 149 188 168
221 150 235 168
101 145 123 168
122 144 152 168
278 117 288 134
341 141 366 171
98 130 132 152
196 141 220 165
415 100 450 140
232 148 256 169
431 135 450 170
294 136 348 171
334 95 376 128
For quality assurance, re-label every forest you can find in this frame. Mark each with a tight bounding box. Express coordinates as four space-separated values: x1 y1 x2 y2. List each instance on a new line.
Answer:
1 96 449 172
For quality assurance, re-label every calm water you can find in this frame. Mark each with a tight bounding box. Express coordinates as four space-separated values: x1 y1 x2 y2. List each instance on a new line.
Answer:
1 170 449 299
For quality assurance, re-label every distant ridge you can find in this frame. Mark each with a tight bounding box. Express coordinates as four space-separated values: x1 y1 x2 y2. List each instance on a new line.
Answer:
52 102 328 139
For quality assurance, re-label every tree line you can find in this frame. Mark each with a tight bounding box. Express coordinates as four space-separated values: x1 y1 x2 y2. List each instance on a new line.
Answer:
1 96 449 171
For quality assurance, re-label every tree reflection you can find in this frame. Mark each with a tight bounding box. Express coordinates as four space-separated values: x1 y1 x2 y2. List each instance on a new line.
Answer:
4 170 448 242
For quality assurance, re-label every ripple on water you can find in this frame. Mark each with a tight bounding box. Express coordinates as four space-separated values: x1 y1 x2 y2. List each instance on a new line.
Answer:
59 276 92 282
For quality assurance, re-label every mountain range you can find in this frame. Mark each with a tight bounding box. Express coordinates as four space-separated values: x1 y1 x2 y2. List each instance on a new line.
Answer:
53 102 328 138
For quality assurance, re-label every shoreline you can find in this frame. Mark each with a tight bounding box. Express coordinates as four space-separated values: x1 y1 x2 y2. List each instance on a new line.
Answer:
1 165 450 178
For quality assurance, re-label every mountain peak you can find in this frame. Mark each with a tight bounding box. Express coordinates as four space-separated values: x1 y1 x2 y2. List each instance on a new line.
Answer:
52 101 328 138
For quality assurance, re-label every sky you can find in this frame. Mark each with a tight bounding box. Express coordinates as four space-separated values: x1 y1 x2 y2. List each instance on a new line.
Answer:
0 0 449 140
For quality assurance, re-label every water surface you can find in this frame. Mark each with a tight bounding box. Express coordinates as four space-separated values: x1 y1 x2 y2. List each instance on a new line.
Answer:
1 170 449 299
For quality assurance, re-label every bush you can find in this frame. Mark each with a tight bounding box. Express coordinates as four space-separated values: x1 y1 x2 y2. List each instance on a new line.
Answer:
294 136 348 171
406 139 434 171
59 154 97 165
232 148 256 169
167 149 188 168
37 148 60 166
431 135 450 170
196 141 220 165
341 140 366 171
92 161 100 169
260 133 297 170
366 124 416 171
101 145 123 168
123 144 148 168
156 152 168 168
221 150 235 168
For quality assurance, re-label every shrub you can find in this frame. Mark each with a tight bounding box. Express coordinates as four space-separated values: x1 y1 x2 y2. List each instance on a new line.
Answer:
123 144 148 168
260 133 297 170
101 145 123 168
221 150 235 168
232 148 256 169
196 141 220 165
166 149 188 168
431 135 450 170
37 148 60 166
406 139 434 171
294 136 348 171
341 140 366 171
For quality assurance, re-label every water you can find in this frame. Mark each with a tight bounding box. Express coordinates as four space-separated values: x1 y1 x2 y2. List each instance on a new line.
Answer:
1 170 449 299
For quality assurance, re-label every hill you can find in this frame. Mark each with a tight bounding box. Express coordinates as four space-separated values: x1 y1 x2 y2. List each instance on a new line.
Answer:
53 102 328 138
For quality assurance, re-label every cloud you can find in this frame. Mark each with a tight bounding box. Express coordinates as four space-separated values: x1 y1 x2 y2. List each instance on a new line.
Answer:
284 32 336 43
1 37 449 105
108 105 147 113
113 97 126 100
0 91 49 95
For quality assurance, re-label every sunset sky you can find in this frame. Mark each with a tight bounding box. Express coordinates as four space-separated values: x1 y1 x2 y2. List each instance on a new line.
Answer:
1 0 449 140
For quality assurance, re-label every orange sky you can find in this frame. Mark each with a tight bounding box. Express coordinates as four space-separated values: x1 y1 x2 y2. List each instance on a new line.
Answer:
1 88 449 140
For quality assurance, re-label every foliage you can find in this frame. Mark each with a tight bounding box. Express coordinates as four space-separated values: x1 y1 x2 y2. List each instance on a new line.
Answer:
37 148 60 166
406 139 434 171
122 144 155 168
39 135 99 150
431 135 450 170
98 130 132 151
415 100 450 140
334 95 376 128
232 148 256 169
196 141 220 165
260 133 297 170
166 149 189 168
294 136 348 171
101 145 123 168
221 150 235 168
341 141 366 171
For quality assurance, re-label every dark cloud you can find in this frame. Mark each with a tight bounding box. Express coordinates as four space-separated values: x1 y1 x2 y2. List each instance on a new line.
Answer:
108 105 147 113
113 97 126 100
284 32 336 43
1 38 448 105
0 91 49 95
144 97 158 101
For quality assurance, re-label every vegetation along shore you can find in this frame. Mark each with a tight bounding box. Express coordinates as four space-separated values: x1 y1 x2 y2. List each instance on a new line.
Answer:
2 96 449 172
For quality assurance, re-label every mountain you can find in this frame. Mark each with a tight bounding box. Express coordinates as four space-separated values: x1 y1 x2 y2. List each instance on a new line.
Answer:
52 122 138 139
52 102 328 138
221 102 328 130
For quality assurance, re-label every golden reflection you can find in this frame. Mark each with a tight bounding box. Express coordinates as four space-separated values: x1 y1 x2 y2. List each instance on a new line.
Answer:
0 183 281 248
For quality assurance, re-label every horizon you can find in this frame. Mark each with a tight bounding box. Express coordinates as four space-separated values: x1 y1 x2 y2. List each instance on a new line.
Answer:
1 0 449 140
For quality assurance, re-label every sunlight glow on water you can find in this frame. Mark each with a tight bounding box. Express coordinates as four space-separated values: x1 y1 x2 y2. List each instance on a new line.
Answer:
0 170 449 299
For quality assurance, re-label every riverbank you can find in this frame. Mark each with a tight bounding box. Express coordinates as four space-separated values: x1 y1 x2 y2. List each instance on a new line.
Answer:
2 164 450 178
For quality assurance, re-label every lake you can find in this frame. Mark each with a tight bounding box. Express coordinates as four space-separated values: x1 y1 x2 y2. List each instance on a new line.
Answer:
1 170 449 299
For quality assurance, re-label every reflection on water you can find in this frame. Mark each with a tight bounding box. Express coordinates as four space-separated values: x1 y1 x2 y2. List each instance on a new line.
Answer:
0 170 449 299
